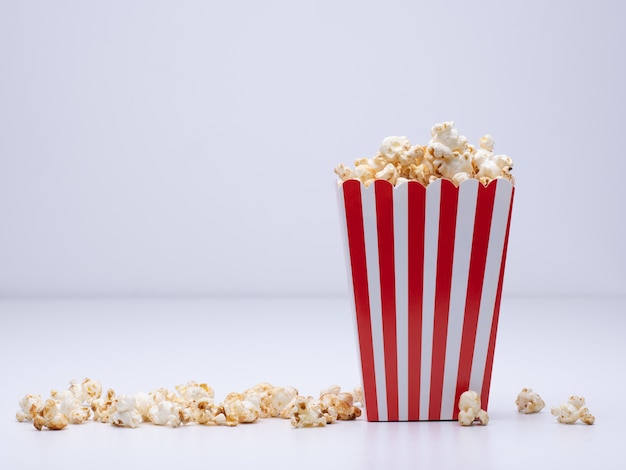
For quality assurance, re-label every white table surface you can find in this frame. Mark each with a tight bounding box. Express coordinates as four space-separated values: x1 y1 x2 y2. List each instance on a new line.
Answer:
1 295 624 470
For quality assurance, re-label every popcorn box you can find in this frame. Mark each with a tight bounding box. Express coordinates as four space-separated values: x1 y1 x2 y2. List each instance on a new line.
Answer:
337 178 514 421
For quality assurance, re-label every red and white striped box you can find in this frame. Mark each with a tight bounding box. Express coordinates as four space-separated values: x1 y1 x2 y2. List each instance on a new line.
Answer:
337 178 515 421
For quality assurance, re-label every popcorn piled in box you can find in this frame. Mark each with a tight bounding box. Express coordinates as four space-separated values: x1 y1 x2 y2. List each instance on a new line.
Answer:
15 379 362 431
334 121 514 187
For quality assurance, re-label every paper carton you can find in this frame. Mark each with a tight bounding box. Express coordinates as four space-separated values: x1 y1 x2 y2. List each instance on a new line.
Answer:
337 178 514 421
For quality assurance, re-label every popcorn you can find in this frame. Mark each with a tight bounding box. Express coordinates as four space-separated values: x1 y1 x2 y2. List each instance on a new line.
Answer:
478 134 495 152
267 386 298 416
223 392 259 425
379 136 411 162
18 379 102 429
33 399 69 431
92 388 117 423
133 392 154 421
16 394 43 422
352 385 364 407
148 399 184 427
286 396 328 428
264 386 299 418
190 398 224 425
175 381 214 403
433 151 473 184
334 163 354 181
429 121 468 152
68 378 102 406
318 385 362 421
551 396 595 425
50 389 91 424
375 163 400 185
458 390 489 426
149 387 178 404
353 160 377 186
515 388 546 414
110 395 143 428
280 386 363 427
241 383 299 419
335 121 514 187
17 379 364 430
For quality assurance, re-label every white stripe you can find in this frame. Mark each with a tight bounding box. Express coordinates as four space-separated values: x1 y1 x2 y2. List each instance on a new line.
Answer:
336 182 367 407
419 179 442 420
440 180 479 419
393 183 409 421
361 183 388 421
469 180 514 393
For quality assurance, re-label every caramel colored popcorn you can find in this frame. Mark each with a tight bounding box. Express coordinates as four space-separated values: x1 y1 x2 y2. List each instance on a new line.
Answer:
175 381 214 403
223 393 259 425
50 389 91 424
92 388 117 423
189 397 224 425
319 385 362 421
335 121 514 187
17 379 363 430
22 378 105 430
68 378 102 406
458 390 489 426
551 396 595 425
33 399 69 431
16 394 43 422
515 388 546 414
287 396 328 428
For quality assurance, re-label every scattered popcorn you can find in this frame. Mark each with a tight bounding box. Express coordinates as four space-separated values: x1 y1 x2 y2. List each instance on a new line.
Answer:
319 385 362 421
515 388 546 414
33 399 69 431
50 388 91 424
266 386 299 418
190 398 225 425
551 396 595 425
458 390 489 426
92 388 117 423
16 394 43 422
148 399 184 427
110 395 143 428
133 392 154 422
287 396 328 428
16 379 364 430
353 385 364 407
68 378 102 406
23 378 104 430
242 383 299 419
223 393 259 425
175 381 214 403
335 121 514 187
149 387 179 404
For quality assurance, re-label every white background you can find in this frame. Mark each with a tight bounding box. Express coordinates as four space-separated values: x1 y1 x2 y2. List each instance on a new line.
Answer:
1 2 625 469
1 0 624 298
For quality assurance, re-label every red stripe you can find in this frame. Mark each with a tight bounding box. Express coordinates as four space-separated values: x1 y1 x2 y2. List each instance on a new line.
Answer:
481 183 515 410
429 180 459 420
342 180 379 421
374 180 399 421
407 182 426 420
452 182 497 420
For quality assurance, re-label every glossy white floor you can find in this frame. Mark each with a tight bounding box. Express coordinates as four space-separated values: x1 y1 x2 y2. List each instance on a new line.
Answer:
1 295 623 470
